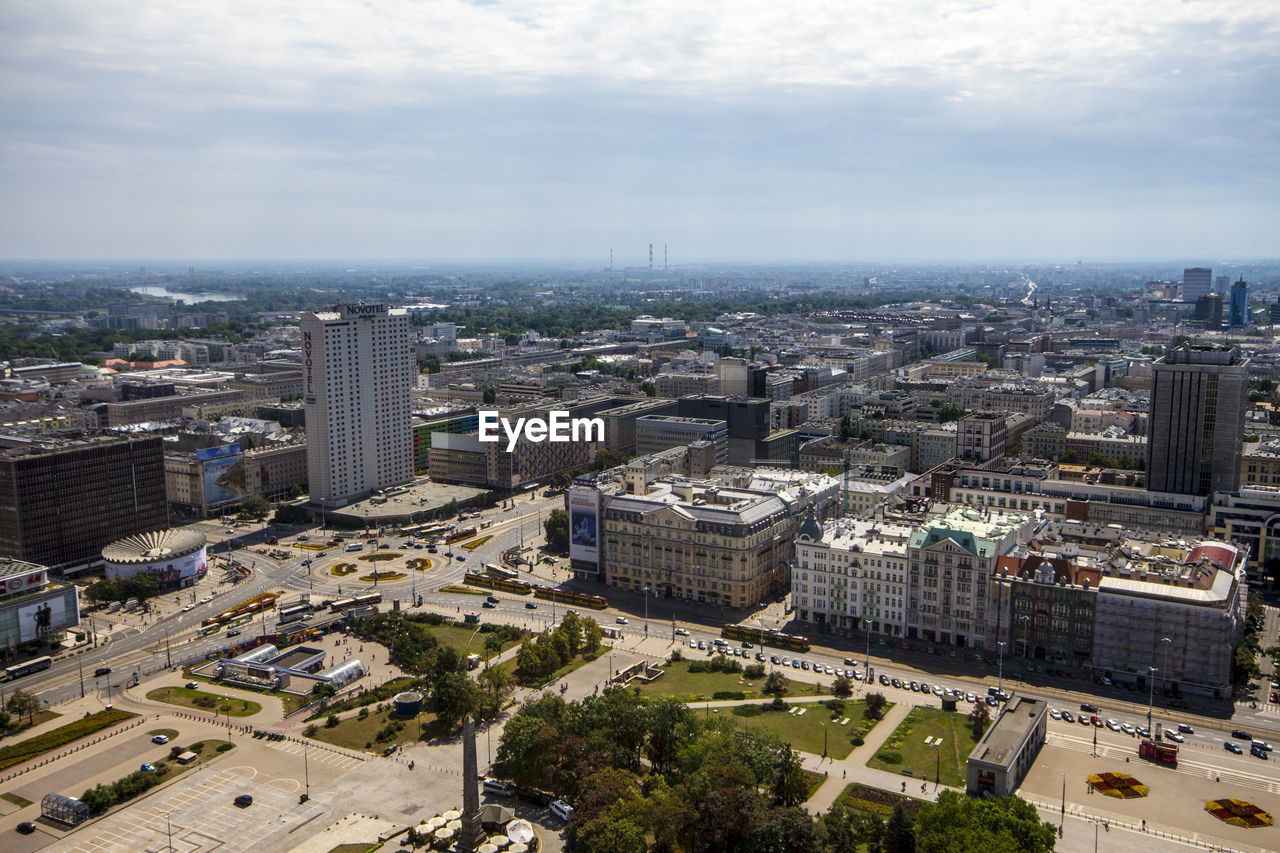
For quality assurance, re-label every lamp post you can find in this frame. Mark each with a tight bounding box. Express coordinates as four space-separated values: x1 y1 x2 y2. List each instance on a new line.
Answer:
863 617 871 679
77 654 85 699
259 585 268 638
302 737 310 800
644 586 650 638
1146 666 1158 734
1018 615 1030 659
166 812 173 853
931 740 940 790
1160 636 1172 698
997 641 1006 696
822 721 828 759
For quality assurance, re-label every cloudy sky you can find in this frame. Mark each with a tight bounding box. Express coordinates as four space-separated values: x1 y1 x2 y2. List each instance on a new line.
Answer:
1 1 1277 261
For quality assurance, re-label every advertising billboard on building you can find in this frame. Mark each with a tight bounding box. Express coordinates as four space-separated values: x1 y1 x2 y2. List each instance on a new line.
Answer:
104 546 208 584
18 597 69 643
568 488 599 566
202 444 247 507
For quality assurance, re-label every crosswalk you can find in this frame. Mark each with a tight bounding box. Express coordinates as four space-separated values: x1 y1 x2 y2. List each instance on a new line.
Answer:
1048 730 1280 794
260 736 364 770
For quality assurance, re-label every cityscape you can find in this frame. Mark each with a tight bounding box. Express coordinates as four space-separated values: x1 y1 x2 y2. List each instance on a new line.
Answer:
2 2 1279 853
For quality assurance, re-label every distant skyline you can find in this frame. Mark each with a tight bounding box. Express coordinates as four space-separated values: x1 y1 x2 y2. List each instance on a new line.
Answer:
2 1 1277 261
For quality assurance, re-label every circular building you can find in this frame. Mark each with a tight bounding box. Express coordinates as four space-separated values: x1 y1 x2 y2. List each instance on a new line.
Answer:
393 691 423 717
102 528 208 588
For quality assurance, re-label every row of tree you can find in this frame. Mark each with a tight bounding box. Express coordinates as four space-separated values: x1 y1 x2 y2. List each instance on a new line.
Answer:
513 611 604 681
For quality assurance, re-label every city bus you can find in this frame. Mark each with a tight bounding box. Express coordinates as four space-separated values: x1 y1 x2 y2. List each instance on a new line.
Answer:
3 656 52 682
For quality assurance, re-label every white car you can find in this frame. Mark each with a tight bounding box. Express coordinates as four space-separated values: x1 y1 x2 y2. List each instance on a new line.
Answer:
932 685 944 697
824 666 834 675
688 640 697 648
182 604 195 612
674 628 690 636
1121 723 1135 735
966 692 977 703
200 596 212 603
615 617 628 624
1106 719 1121 731
1165 731 1184 743
1049 709 1062 720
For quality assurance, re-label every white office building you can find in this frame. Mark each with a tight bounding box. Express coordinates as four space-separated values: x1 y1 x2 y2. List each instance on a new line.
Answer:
302 304 413 508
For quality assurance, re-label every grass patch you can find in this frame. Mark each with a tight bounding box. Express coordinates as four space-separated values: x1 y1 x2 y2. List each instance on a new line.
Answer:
358 552 403 562
633 659 824 702
308 706 446 753
461 535 493 551
721 701 882 759
439 585 487 596
328 845 375 853
497 647 610 689
802 768 826 799
866 706 979 788
145 686 262 717
428 622 523 659
330 563 358 576
837 782 926 817
1 791 33 808
197 679 310 715
0 708 136 771
147 728 180 740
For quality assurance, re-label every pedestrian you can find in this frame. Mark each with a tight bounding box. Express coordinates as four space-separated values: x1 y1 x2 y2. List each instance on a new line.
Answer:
901 782 906 792
1141 819 1146 831
842 769 846 779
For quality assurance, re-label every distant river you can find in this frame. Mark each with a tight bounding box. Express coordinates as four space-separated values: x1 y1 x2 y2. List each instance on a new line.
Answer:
128 285 243 304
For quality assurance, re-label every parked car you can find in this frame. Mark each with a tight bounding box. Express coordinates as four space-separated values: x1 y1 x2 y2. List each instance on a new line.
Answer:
1178 723 1195 734
615 617 628 624
525 602 538 609
141 762 156 772
185 681 198 689
482 778 515 798
234 794 254 807
515 785 553 806
16 821 36 834
1062 711 1075 723
1232 729 1253 741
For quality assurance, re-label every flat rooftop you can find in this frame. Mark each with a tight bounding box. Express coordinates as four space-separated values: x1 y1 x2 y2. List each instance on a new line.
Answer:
970 695 1045 769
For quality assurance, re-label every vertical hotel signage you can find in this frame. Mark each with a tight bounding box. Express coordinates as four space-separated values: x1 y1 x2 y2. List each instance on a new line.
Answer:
303 327 314 404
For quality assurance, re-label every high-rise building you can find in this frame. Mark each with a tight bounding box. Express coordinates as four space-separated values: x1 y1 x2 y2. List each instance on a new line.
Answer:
1146 344 1248 496
302 304 413 508
957 412 1008 463
635 416 728 464
1194 292 1224 329
0 435 167 571
1229 278 1249 328
1182 267 1212 303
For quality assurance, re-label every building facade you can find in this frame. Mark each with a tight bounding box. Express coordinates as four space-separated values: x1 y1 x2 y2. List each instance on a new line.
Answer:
302 304 413 508
1146 344 1247 496
794 514 914 638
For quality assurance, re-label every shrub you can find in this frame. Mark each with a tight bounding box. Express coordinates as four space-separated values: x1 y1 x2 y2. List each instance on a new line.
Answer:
743 663 766 679
304 724 319 737
769 697 788 712
358 707 369 719
876 750 903 765
825 699 846 714
669 649 683 663
189 741 206 753
192 695 218 709
732 705 763 717
850 734 865 746
216 742 234 752
711 691 746 701
326 714 340 728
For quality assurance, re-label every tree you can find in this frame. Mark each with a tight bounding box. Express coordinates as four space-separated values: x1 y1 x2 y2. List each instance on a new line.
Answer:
86 577 125 604
646 697 695 775
582 617 603 655
762 670 789 696
5 689 39 725
476 666 515 719
915 791 1055 853
544 508 570 554
771 745 808 807
831 675 852 698
968 701 991 740
640 381 656 397
839 414 856 441
431 672 480 732
241 495 270 519
822 804 884 853
274 503 310 525
482 386 497 404
864 691 887 719
122 572 159 601
883 801 917 853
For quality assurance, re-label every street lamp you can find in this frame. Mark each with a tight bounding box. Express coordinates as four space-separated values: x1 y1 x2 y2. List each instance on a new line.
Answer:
1018 615 1030 659
166 812 173 853
644 586 650 637
997 641 1006 696
1160 636 1172 699
259 585 268 638
1146 666 1158 734
822 721 828 759
863 617 872 680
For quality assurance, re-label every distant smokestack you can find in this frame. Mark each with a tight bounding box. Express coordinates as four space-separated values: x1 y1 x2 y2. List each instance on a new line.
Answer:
649 243 653 270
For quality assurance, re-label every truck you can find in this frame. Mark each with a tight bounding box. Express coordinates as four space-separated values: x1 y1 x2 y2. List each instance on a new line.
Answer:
1138 738 1177 768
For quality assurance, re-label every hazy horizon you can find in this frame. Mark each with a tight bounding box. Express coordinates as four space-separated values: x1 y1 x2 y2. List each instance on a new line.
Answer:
3 1 1277 261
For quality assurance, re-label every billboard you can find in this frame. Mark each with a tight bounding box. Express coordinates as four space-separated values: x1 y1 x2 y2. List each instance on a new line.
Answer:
568 488 599 566
105 545 208 584
204 451 248 507
196 443 240 461
19 597 68 643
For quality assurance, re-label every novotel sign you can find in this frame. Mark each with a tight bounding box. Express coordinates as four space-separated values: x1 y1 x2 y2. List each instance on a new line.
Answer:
341 303 389 318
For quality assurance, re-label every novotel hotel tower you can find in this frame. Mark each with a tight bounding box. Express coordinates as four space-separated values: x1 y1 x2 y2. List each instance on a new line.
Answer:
301 304 413 508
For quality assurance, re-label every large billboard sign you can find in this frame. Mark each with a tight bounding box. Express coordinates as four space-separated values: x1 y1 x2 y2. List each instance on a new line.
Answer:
18 597 69 643
568 488 599 566
105 546 208 584
203 447 248 507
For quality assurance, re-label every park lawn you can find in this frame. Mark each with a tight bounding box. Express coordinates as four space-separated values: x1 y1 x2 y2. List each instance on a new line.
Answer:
181 674 312 715
308 706 443 753
145 686 262 717
439 585 487 596
3 709 60 736
722 700 884 760
429 622 522 660
1 791 33 807
866 706 980 788
633 660 823 703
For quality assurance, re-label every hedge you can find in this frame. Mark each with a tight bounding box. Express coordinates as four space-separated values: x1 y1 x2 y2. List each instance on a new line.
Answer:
0 708 136 771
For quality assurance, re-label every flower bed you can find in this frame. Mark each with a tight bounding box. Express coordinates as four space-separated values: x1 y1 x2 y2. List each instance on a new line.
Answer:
330 563 358 576
1205 798 1273 828
460 536 493 551
837 782 924 817
359 571 406 582
358 552 403 562
1087 772 1148 799
407 558 432 570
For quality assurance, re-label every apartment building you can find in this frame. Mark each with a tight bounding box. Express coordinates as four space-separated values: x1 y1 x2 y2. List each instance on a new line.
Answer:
794 514 914 638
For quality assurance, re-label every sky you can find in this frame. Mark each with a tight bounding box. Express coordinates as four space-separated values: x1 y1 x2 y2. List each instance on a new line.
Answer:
1 1 1277 262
